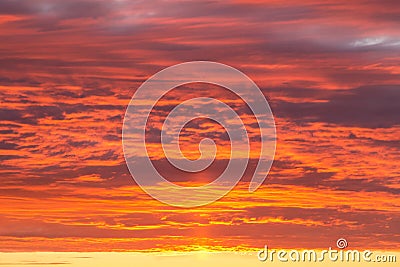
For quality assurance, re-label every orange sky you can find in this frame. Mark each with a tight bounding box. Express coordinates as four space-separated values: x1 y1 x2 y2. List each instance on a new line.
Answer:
0 0 399 252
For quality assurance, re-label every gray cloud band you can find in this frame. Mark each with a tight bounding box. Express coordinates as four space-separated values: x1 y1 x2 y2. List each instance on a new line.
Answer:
122 61 276 207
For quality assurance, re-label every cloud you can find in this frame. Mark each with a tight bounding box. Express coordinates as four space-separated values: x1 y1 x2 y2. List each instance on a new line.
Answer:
0 0 399 252
274 85 400 128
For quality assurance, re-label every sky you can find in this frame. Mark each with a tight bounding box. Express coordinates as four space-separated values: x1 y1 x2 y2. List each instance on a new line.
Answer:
0 0 399 252
0 252 399 266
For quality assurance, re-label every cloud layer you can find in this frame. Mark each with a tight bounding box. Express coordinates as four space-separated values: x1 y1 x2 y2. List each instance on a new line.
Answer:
0 0 399 251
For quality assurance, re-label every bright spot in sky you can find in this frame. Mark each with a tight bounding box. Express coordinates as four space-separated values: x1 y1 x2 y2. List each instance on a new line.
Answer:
351 37 387 47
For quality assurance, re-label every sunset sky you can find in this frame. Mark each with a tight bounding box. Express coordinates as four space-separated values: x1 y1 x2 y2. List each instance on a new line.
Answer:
0 0 399 253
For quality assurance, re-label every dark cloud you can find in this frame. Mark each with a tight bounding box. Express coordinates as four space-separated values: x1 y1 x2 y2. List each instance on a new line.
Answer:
0 141 19 150
275 85 400 128
0 0 36 15
0 155 25 161
0 0 110 19
0 109 36 125
324 177 400 194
